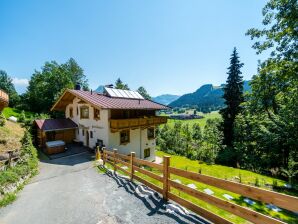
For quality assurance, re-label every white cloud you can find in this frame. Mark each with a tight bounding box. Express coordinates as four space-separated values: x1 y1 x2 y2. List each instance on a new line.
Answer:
12 77 29 87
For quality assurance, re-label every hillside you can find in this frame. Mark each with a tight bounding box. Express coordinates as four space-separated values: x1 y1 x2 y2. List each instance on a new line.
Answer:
0 120 24 153
152 94 180 105
169 81 250 109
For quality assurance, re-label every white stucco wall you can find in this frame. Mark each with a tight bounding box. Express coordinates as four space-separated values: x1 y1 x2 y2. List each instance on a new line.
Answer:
65 98 109 148
65 96 157 160
108 127 156 161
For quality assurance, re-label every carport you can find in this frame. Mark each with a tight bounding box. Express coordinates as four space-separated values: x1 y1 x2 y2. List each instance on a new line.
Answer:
34 118 78 151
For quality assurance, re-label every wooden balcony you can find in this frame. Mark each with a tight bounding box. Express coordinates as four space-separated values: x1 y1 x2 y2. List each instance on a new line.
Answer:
110 116 167 132
0 90 9 111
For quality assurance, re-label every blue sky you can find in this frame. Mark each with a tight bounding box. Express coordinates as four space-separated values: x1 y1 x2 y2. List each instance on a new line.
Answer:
0 0 267 96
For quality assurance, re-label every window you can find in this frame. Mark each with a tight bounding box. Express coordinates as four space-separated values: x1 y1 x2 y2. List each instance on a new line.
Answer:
76 106 79 115
69 107 73 118
82 129 85 136
144 148 150 158
147 127 155 139
90 131 93 138
120 130 130 144
80 106 89 119
94 108 100 120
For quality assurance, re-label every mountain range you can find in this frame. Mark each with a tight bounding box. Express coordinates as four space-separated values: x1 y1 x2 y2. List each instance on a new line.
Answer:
152 94 180 105
168 81 250 109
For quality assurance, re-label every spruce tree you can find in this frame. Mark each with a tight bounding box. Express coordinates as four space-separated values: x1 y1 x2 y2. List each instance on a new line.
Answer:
220 47 244 147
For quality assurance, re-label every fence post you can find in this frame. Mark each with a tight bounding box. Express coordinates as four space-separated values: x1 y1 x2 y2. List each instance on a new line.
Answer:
113 149 118 173
8 151 13 168
96 146 100 160
163 156 171 201
102 147 106 166
130 152 135 181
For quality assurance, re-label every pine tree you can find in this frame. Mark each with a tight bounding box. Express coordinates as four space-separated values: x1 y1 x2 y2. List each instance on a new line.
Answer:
137 86 151 100
220 48 244 147
115 78 130 90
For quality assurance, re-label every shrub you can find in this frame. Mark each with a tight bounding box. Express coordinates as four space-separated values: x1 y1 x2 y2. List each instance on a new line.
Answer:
0 113 5 127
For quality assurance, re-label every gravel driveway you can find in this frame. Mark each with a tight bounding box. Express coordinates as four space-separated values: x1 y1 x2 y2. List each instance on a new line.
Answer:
0 152 210 224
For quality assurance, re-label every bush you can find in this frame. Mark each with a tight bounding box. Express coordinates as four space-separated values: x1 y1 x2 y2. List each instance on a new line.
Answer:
157 118 224 164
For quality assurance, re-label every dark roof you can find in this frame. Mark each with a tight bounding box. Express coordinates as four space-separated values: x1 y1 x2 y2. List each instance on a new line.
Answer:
35 118 78 131
52 89 169 111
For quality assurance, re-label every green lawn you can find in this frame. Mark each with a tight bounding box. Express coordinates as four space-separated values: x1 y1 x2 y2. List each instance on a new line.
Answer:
101 151 297 224
2 107 35 119
164 111 221 128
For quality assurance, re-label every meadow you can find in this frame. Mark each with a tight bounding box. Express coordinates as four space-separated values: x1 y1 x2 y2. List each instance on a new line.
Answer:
163 110 221 128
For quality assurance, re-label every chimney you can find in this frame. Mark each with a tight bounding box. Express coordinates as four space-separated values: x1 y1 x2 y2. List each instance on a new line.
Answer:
75 83 81 90
91 89 93 95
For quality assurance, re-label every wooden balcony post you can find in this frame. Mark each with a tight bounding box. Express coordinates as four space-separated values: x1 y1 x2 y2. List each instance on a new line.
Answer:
113 149 118 173
163 156 171 201
102 147 106 166
130 152 135 181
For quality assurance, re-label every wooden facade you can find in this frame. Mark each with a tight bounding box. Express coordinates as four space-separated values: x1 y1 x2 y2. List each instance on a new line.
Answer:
110 116 168 132
36 129 76 148
0 90 9 111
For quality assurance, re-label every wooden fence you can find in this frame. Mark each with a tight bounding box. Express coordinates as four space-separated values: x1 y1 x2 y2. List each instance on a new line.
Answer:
0 150 20 171
100 148 298 224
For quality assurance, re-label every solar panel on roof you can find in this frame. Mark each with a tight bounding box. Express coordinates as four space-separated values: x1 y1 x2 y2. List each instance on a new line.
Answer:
104 87 144 99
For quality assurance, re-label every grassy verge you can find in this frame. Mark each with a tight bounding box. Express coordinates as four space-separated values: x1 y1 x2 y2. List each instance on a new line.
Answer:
98 152 297 223
2 107 35 119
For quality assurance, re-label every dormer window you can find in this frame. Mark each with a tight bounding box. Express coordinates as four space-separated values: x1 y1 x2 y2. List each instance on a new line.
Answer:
94 108 100 120
80 106 89 119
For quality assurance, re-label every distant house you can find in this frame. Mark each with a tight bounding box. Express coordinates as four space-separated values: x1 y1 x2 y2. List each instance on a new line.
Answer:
169 114 203 120
0 90 9 111
43 86 168 160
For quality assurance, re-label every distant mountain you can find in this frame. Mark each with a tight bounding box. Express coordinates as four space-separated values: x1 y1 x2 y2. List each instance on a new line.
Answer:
153 94 180 105
169 81 250 109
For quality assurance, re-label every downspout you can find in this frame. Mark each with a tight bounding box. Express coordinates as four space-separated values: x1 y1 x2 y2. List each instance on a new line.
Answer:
140 127 142 159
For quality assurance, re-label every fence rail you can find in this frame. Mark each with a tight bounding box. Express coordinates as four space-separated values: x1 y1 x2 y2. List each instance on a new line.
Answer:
100 148 298 224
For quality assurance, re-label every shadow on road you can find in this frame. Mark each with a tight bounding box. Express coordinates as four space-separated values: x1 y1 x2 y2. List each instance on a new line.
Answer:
99 166 211 224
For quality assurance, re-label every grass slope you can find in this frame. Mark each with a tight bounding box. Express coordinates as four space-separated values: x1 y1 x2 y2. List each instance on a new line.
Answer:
102 151 297 223
2 107 35 119
0 120 24 153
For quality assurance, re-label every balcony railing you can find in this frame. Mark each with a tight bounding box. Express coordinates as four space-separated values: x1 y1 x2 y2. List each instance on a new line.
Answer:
110 116 167 131
0 90 9 110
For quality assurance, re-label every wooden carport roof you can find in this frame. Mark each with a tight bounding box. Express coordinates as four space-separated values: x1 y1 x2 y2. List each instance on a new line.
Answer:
34 118 78 132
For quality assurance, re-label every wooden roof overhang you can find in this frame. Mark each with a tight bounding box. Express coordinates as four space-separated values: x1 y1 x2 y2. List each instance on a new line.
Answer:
51 90 101 111
0 90 9 111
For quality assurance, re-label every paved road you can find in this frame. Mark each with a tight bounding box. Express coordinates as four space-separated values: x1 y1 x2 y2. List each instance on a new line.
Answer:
0 152 210 224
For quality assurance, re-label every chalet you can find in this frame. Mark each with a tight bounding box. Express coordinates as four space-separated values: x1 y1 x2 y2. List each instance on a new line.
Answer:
36 85 169 160
0 89 9 111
